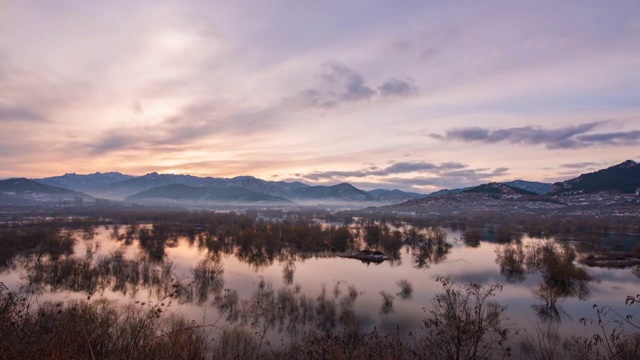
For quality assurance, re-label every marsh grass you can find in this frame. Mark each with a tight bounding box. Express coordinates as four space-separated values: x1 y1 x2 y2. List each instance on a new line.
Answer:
0 290 210 360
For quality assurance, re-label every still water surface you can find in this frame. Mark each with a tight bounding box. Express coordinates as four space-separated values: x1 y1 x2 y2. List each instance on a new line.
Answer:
2 224 638 344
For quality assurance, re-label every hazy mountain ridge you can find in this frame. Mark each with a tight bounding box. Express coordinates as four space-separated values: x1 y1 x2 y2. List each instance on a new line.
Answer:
368 189 424 202
93 172 211 199
125 184 293 205
218 176 310 199
36 172 134 192
290 183 375 202
32 172 422 205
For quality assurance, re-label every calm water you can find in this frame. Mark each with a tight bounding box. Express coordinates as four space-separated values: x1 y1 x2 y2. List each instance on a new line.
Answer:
1 224 639 345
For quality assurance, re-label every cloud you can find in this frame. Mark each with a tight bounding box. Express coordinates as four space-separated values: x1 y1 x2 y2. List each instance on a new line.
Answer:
378 78 419 97
560 162 599 169
300 161 467 181
430 121 640 149
0 104 43 122
295 88 338 109
321 62 377 102
2 1 639 181
88 100 290 155
294 62 419 109
576 131 640 146
420 46 440 62
90 132 138 155
294 161 509 191
375 161 465 175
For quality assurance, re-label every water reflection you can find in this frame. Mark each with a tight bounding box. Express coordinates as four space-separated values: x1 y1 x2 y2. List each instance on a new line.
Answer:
531 283 570 323
21 247 225 307
281 258 295 286
1 220 639 345
236 247 275 271
410 239 451 269
494 242 526 283
495 240 593 324
192 257 224 304
379 291 395 314
213 279 362 336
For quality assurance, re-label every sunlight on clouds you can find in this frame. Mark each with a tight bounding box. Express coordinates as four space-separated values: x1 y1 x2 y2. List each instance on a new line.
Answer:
153 29 195 52
0 1 639 190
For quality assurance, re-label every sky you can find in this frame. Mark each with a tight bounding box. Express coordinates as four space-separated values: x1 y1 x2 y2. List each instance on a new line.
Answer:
1 0 639 192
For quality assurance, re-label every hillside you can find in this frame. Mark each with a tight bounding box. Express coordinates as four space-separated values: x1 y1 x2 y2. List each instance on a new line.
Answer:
552 160 640 194
503 180 552 195
1 178 82 194
125 184 294 205
368 189 424 202
379 161 640 216
291 183 375 202
0 178 94 203
463 183 538 196
223 176 310 198
0 192 35 206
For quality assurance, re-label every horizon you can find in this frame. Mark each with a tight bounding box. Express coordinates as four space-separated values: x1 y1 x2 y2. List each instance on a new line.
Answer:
2 1 640 192
2 157 638 194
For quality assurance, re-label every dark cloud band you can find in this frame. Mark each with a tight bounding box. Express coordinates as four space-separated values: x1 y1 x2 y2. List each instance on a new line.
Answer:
430 122 640 149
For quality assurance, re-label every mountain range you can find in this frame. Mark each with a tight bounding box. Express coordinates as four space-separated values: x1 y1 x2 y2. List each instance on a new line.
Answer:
33 172 422 205
1 160 638 209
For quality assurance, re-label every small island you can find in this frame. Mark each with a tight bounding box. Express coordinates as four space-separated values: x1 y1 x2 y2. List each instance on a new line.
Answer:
342 249 391 263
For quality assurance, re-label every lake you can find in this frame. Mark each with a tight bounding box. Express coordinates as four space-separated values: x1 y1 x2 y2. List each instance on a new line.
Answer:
1 222 639 348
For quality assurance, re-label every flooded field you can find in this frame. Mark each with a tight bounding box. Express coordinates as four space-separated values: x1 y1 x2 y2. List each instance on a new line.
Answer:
2 221 638 350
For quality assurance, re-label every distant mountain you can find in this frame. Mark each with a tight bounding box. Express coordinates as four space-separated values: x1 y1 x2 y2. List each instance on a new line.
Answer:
224 176 310 198
0 178 93 202
291 183 375 202
424 181 551 197
463 182 538 196
93 172 210 199
91 173 312 200
504 180 552 195
29 170 424 205
125 184 293 205
368 189 424 202
36 172 134 192
552 160 640 195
